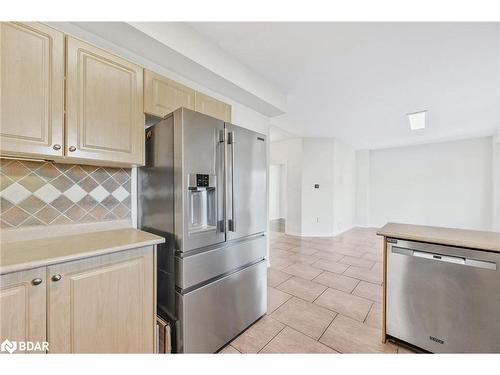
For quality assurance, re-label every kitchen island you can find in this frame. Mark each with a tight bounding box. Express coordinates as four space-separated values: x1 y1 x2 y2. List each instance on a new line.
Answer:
377 223 500 353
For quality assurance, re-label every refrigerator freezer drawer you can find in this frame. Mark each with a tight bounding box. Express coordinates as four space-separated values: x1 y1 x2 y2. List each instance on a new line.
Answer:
176 260 267 353
386 239 500 353
176 235 266 289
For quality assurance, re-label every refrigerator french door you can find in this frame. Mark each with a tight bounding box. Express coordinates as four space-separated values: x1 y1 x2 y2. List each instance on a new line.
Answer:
225 123 267 241
173 109 226 252
139 108 267 353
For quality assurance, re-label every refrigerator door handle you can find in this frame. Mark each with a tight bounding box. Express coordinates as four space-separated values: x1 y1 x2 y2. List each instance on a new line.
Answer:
227 131 236 232
218 129 226 233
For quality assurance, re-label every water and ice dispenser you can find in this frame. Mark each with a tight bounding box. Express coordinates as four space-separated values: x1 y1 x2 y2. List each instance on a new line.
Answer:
187 173 217 234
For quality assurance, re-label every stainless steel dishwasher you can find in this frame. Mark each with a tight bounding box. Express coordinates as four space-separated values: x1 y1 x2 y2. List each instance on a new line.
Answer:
386 238 500 353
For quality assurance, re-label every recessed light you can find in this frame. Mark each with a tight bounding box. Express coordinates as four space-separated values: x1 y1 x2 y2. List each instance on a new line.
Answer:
407 111 427 130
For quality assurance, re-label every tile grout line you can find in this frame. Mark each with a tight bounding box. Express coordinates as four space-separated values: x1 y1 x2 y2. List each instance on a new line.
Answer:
256 322 288 354
317 313 343 353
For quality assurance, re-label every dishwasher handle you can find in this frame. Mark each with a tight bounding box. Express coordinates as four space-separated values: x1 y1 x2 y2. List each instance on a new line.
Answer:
391 246 497 270
412 250 465 265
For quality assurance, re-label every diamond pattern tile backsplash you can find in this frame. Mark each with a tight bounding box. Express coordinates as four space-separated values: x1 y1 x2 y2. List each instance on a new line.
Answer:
0 159 131 229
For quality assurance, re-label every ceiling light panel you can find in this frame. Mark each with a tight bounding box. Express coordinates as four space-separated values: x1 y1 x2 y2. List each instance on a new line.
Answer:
408 111 427 130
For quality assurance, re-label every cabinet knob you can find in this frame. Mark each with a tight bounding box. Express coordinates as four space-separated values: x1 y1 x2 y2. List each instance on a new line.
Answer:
52 144 61 151
51 274 62 282
31 278 43 286
68 146 76 152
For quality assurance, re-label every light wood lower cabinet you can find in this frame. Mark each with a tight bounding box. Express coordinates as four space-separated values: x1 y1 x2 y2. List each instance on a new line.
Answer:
195 91 232 122
66 37 145 166
144 69 195 117
0 22 65 159
0 246 155 354
0 268 47 353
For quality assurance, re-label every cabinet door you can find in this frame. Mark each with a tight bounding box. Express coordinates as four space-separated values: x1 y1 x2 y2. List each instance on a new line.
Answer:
144 69 194 117
66 37 144 166
47 247 155 353
0 268 47 353
194 92 231 122
0 22 64 159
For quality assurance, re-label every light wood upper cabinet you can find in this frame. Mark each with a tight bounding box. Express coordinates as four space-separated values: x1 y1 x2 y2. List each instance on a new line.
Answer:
195 91 232 122
66 37 145 166
47 247 155 353
0 22 64 159
144 69 195 117
0 267 47 352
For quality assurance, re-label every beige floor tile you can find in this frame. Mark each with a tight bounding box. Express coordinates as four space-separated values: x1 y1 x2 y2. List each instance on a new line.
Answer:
289 253 320 265
315 288 372 322
272 242 296 251
307 243 336 252
364 302 382 328
267 287 292 313
371 262 384 273
270 248 295 258
362 252 384 262
231 316 285 353
269 256 295 271
267 268 293 287
320 315 397 353
282 262 323 280
277 276 327 302
311 259 349 274
287 246 318 255
339 255 375 269
344 265 383 284
313 271 360 293
334 248 365 257
219 345 241 354
260 327 336 353
271 297 336 339
312 251 344 262
353 281 382 302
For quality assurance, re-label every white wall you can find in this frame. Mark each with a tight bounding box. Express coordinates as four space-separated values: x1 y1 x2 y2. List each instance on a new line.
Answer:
279 165 286 219
270 138 303 235
271 137 357 237
269 165 282 220
493 131 500 231
368 137 493 231
332 140 357 235
355 150 371 227
301 139 335 236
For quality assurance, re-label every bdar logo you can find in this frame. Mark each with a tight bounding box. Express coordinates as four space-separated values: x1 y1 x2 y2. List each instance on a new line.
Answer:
1 339 17 353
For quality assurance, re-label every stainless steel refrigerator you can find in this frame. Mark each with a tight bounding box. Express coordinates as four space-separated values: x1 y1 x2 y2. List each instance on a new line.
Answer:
138 108 267 353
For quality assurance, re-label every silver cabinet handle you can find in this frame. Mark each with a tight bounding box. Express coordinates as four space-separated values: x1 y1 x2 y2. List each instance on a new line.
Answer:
227 131 236 232
52 144 61 151
68 146 76 152
31 278 43 286
51 274 62 282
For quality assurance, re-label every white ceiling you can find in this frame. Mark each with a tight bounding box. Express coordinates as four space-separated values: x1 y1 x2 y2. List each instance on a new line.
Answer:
189 22 500 149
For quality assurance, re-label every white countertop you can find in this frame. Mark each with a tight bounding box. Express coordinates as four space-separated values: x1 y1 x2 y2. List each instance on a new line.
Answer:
0 228 165 274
